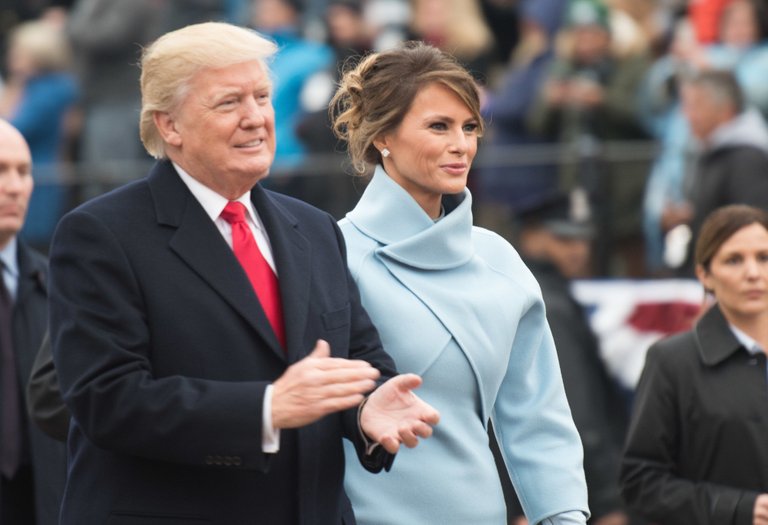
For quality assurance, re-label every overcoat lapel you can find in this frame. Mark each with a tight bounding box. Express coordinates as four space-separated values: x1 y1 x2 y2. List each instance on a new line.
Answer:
346 167 520 422
12 242 47 383
251 185 311 363
148 161 285 360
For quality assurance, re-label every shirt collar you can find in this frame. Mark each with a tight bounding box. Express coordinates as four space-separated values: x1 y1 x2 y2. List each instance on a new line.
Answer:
0 237 18 278
173 162 261 229
728 324 764 356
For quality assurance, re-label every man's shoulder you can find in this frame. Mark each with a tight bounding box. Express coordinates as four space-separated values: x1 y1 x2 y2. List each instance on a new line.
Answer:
262 187 335 223
705 143 768 165
71 178 151 218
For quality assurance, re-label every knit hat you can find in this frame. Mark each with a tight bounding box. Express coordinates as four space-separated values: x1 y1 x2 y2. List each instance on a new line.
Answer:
566 0 609 29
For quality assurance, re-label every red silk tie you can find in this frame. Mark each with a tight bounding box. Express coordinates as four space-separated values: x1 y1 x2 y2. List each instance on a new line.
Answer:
221 202 286 349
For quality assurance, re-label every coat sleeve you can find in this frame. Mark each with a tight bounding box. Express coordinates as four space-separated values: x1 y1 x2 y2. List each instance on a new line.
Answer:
544 293 628 520
329 215 396 473
49 209 272 471
26 331 70 443
620 342 759 524
491 293 590 524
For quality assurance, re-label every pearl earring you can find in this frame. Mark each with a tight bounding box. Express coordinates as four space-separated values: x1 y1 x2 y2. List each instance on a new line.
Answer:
381 148 390 158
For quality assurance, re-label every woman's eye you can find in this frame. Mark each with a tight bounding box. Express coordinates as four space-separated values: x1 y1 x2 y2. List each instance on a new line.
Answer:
430 122 447 131
463 123 479 133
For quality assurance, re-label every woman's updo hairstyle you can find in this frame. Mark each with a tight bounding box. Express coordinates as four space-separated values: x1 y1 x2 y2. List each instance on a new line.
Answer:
330 41 484 173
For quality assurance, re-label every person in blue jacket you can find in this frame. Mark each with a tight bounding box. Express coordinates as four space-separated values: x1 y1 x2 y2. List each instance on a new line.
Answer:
331 41 589 525
1 19 78 247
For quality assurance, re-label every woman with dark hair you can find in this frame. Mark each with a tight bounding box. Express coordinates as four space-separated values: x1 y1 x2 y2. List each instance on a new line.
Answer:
621 203 768 524
331 41 589 525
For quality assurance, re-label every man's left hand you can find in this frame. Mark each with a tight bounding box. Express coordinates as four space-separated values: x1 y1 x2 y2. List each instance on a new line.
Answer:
360 374 440 454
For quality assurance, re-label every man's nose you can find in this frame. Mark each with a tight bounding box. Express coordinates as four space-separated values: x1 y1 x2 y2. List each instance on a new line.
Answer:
241 97 267 127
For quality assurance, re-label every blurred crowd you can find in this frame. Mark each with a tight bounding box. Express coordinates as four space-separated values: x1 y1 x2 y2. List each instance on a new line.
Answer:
2 0 768 276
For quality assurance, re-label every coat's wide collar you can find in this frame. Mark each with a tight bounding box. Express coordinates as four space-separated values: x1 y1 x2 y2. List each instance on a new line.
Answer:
346 166 475 269
694 304 750 366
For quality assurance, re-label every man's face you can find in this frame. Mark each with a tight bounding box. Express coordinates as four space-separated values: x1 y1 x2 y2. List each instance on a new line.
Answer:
546 232 592 279
572 25 611 65
0 123 33 245
681 84 732 141
162 60 276 198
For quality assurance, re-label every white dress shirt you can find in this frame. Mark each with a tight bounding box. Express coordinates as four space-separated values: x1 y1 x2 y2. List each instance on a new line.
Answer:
0 237 18 299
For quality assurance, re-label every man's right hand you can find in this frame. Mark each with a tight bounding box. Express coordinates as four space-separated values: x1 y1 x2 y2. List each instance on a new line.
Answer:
755 493 768 525
271 340 380 429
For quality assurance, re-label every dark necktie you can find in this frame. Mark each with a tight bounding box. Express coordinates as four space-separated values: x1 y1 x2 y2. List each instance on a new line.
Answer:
221 202 286 349
0 273 20 478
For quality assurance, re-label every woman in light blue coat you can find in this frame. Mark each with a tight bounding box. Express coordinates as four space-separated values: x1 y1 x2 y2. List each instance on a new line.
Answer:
331 42 589 525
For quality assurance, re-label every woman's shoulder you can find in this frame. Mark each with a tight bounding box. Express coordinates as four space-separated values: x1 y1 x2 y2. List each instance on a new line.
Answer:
644 329 699 371
471 226 518 261
337 216 379 272
471 226 542 293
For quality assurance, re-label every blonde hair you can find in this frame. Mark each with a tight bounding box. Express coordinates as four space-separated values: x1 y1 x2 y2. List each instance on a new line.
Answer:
139 22 277 158
410 0 493 61
330 41 484 173
9 20 71 72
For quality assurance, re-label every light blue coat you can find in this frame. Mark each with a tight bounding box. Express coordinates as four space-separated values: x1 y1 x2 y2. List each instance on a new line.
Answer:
340 167 589 524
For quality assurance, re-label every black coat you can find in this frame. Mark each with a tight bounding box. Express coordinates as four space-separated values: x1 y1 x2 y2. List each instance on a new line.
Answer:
620 304 768 524
2 240 66 524
49 161 396 524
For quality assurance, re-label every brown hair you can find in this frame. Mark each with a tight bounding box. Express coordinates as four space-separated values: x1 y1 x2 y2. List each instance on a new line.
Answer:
695 204 768 271
680 69 746 114
330 41 484 173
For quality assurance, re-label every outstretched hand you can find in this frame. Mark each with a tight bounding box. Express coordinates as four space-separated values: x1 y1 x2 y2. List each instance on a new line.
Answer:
360 374 440 454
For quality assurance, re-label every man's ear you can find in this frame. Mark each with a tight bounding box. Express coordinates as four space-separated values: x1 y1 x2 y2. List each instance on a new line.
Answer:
153 111 182 147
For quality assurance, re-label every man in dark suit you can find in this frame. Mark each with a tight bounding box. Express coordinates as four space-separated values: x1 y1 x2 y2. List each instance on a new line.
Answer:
0 119 66 524
48 22 439 524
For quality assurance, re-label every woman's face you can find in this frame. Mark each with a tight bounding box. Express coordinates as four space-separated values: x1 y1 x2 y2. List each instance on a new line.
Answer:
697 222 768 322
376 82 479 218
